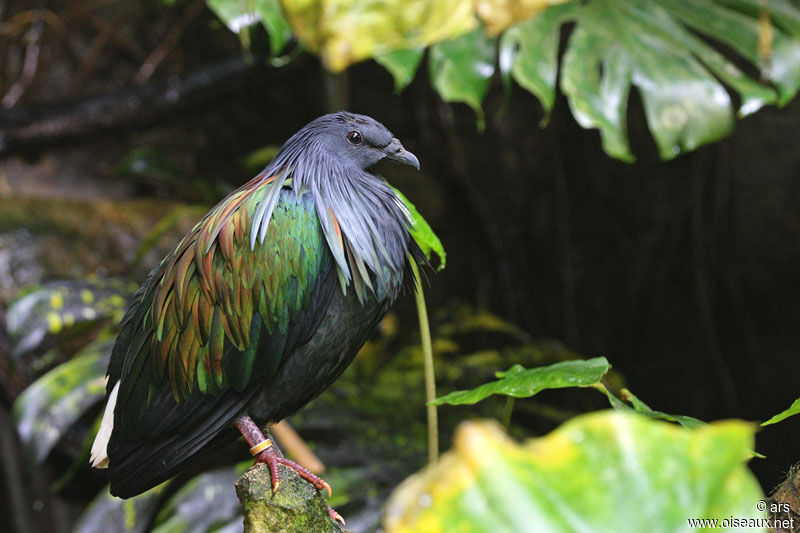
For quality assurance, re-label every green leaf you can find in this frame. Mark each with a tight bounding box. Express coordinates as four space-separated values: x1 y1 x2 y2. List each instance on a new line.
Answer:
376 48 425 92
429 30 496 127
207 0 291 54
12 339 112 464
207 0 260 33
597 384 705 429
762 397 800 426
506 0 797 161
391 187 446 270
661 0 800 106
254 0 292 54
280 0 476 71
499 4 575 117
384 414 764 533
431 357 610 406
6 279 132 358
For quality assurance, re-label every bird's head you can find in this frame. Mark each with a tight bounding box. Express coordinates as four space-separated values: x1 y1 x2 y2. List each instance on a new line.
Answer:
252 111 422 297
289 111 420 171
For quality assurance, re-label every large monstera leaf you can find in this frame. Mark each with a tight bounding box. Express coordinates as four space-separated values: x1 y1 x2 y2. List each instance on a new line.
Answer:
206 0 800 161
500 0 800 161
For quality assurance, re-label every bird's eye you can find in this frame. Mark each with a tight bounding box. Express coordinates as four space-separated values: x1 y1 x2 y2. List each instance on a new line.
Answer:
346 131 363 145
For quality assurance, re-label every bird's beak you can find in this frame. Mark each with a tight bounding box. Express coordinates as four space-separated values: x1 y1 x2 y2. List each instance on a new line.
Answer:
383 138 420 170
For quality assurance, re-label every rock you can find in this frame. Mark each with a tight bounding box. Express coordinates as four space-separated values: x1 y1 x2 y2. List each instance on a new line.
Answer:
235 463 341 533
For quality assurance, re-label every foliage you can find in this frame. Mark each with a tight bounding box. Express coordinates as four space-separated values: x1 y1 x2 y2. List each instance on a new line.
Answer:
431 357 610 406
391 187 446 270
6 182 445 531
6 279 131 360
384 415 764 533
762 397 800 427
5 273 773 532
13 338 111 465
207 0 800 161
595 384 705 429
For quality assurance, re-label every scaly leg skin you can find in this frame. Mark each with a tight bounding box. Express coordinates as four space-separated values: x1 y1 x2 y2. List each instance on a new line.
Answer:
234 415 344 526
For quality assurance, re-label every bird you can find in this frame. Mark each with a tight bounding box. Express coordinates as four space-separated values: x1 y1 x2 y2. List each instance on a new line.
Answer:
89 111 425 508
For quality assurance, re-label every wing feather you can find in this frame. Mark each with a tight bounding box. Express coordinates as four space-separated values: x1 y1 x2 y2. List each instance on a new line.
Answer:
105 176 334 497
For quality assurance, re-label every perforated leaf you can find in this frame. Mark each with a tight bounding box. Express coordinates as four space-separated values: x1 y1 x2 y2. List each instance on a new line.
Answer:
502 0 797 160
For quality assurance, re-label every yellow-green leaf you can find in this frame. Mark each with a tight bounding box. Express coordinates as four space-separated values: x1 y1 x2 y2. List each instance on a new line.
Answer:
385 414 765 533
476 0 573 35
13 339 112 464
280 0 477 71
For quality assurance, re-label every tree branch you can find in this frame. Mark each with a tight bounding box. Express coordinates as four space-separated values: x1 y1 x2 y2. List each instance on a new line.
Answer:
0 56 279 155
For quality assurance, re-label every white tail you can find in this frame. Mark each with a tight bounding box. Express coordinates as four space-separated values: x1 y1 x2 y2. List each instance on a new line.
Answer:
90 380 120 469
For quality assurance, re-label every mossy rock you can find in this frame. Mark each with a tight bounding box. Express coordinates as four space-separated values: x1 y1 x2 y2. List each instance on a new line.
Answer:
235 463 341 533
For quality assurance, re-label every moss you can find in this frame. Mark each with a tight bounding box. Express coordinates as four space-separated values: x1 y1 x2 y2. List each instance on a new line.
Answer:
235 463 342 533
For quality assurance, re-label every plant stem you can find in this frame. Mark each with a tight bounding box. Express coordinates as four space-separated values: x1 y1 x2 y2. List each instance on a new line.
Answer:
502 397 515 430
411 259 438 465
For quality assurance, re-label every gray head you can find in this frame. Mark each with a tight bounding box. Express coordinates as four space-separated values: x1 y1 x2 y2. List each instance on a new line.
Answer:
252 111 422 303
278 111 419 171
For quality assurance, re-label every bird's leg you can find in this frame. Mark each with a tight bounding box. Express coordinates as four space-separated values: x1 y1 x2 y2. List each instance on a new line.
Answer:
234 415 333 499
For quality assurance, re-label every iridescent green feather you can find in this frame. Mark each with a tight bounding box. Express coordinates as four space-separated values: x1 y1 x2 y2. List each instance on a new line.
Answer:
145 178 328 401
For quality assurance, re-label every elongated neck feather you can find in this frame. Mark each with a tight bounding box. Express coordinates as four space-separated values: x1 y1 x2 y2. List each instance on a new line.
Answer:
251 138 412 302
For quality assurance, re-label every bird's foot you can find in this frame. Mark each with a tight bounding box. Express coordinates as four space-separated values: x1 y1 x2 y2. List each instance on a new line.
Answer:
328 506 346 526
254 445 333 498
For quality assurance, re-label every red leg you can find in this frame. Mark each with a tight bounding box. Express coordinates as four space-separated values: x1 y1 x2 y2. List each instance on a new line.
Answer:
234 415 332 498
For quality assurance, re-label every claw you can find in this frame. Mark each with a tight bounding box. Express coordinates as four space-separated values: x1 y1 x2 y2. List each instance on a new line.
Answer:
235 417 332 501
328 506 346 526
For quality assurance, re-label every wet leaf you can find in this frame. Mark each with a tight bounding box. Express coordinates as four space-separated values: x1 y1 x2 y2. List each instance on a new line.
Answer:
280 0 476 71
429 29 496 126
499 5 572 117
384 414 764 533
431 357 610 406
597 384 705 429
207 1 800 160
13 338 112 464
391 187 446 270
660 0 800 106
376 48 426 92
504 0 795 161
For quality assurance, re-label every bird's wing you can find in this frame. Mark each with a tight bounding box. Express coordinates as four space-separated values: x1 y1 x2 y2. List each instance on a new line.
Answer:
105 173 335 496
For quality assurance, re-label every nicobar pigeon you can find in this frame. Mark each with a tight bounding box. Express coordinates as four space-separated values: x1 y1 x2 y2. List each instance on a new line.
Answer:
90 112 426 510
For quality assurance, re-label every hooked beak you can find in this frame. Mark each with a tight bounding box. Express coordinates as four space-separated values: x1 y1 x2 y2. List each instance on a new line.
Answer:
383 138 420 170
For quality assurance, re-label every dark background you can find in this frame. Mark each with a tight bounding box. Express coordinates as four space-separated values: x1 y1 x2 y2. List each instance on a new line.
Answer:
1 0 799 528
